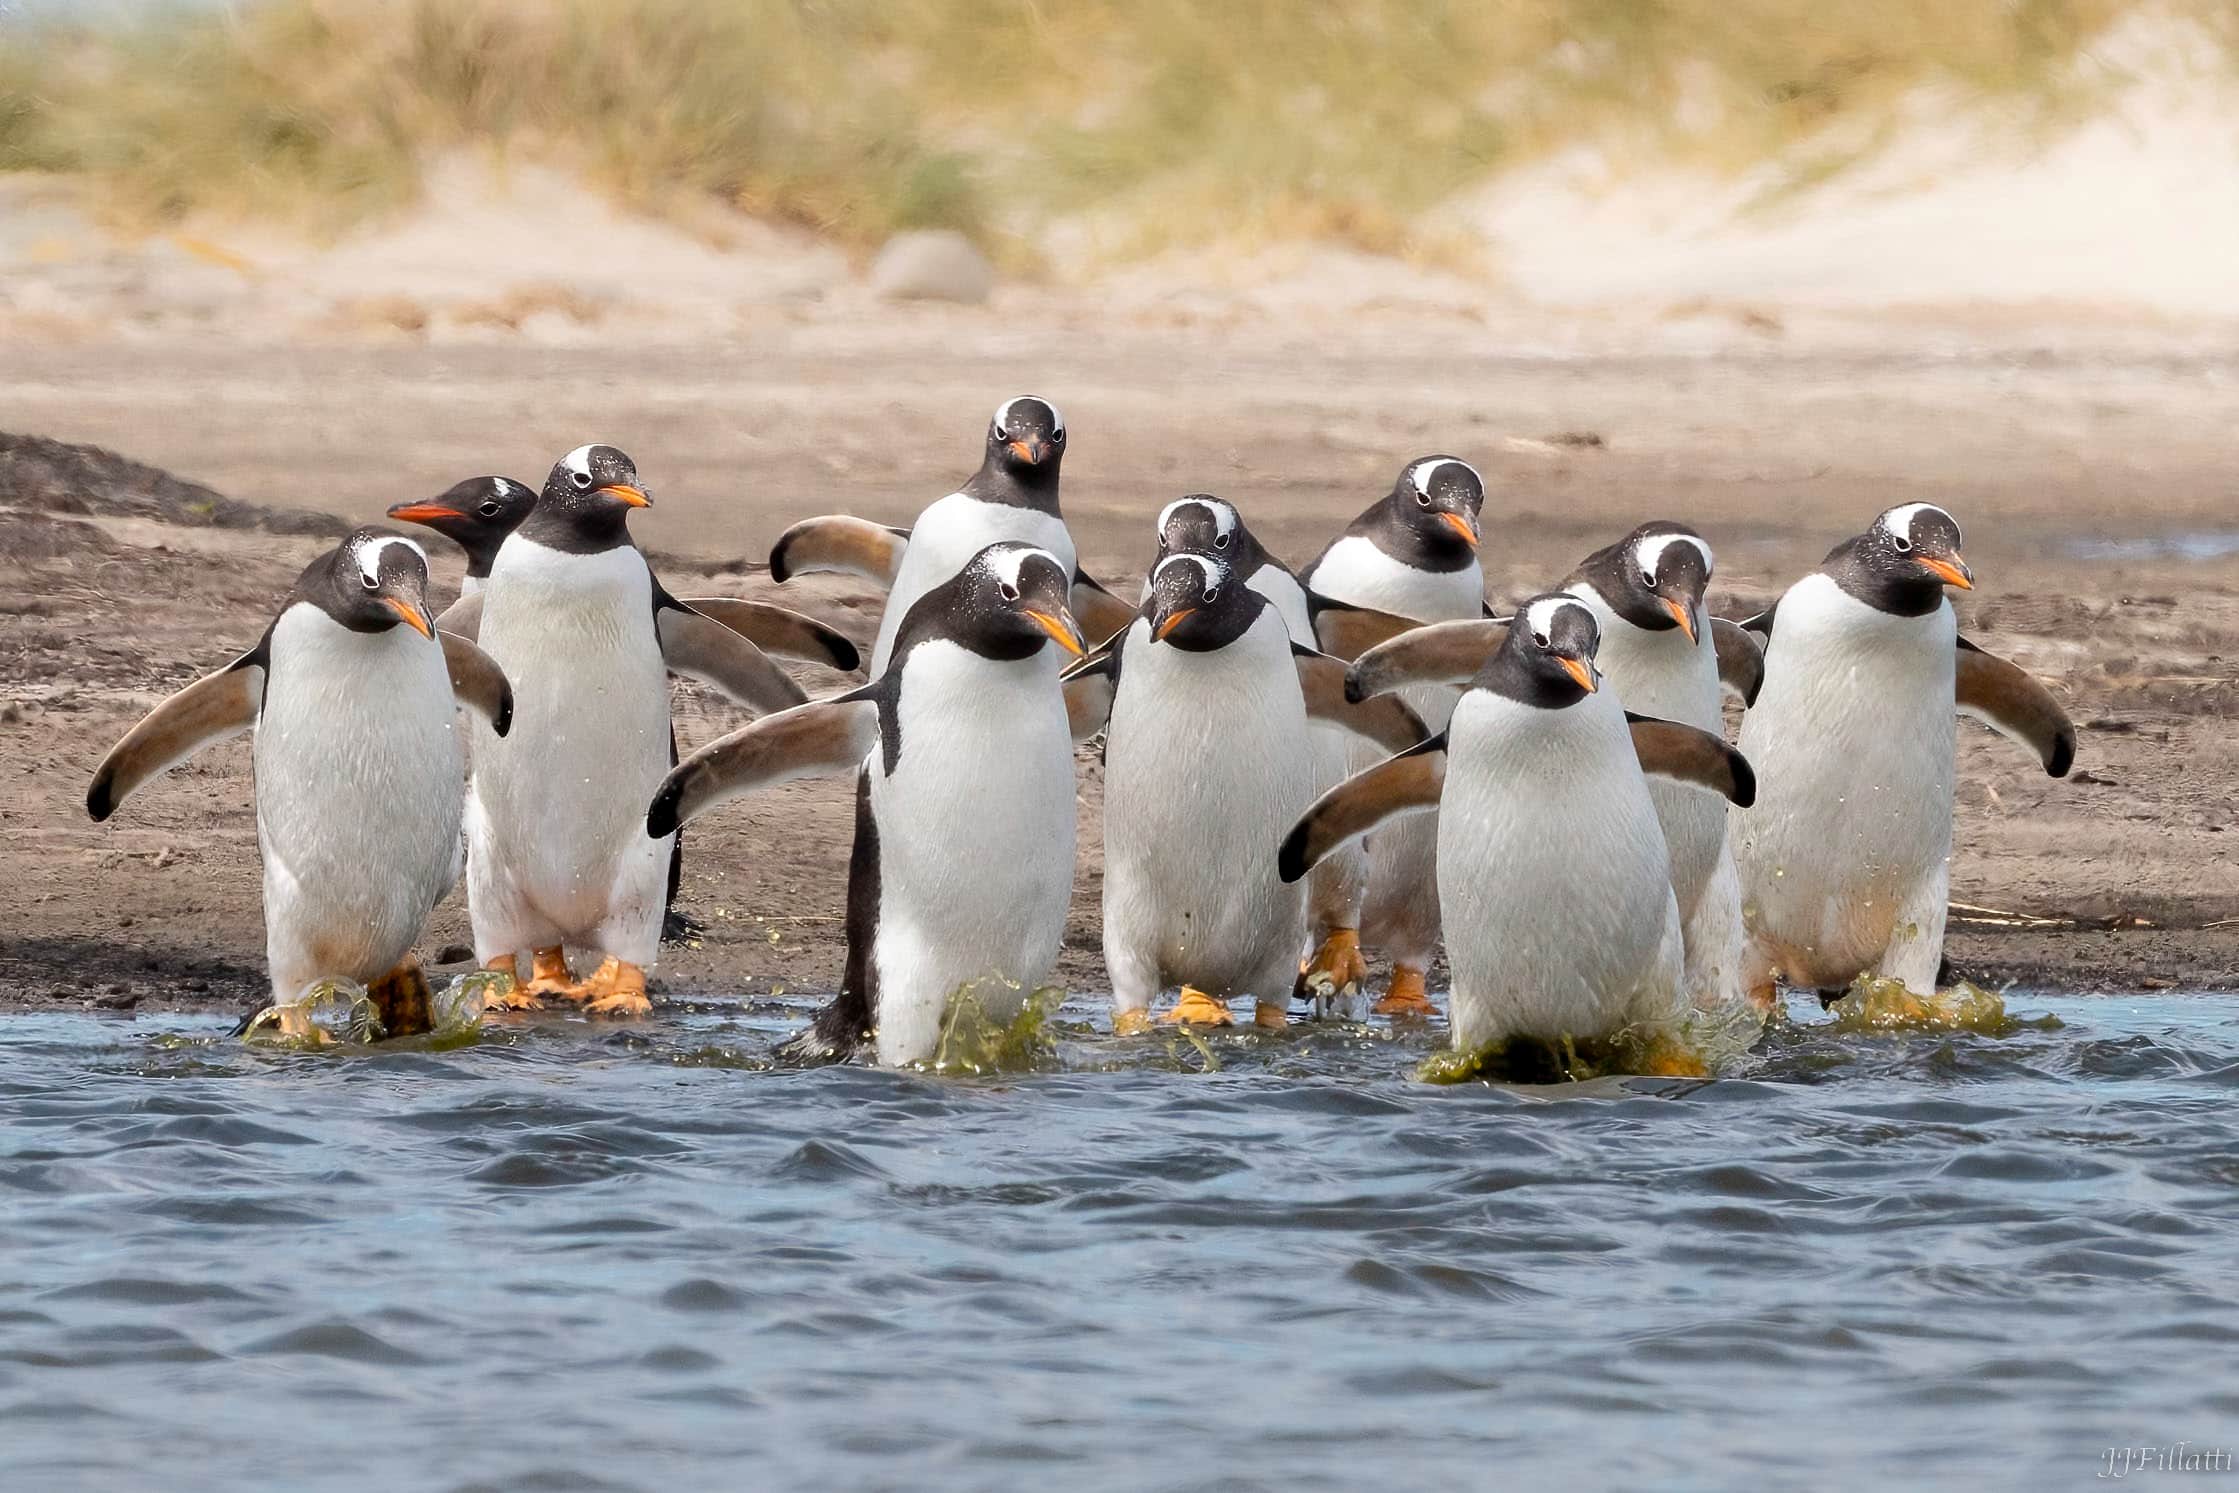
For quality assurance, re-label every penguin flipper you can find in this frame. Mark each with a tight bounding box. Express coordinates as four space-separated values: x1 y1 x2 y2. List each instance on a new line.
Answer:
1070 567 1138 648
677 597 863 672
1956 637 2076 777
647 695 880 837
1343 619 1507 702
438 632 514 735
657 606 811 715
1711 618 1765 706
1276 736 1448 883
1293 647 1430 752
86 652 264 821
1303 592 1419 662
768 516 909 587
1625 713 1756 806
434 591 482 643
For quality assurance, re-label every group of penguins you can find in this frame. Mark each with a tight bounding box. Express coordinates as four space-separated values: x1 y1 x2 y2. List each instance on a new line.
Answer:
86 394 2080 1071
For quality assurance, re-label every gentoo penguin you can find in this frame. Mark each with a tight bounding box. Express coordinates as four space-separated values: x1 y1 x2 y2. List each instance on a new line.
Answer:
386 477 536 598
1296 456 1489 1017
1731 504 2075 1002
767 396 1136 670
1343 521 1767 1010
86 528 513 1036
647 544 1087 1067
468 444 810 1018
1087 551 1426 1033
1280 594 1756 1058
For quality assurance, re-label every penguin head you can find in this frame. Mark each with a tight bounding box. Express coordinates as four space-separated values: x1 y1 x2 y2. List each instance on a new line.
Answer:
986 396 1066 478
1486 591 1601 706
531 444 651 544
386 476 536 571
958 542 1085 661
1145 552 1260 652
1155 494 1244 563
319 529 435 639
1388 456 1483 556
1827 503 1972 615
1578 522 1713 643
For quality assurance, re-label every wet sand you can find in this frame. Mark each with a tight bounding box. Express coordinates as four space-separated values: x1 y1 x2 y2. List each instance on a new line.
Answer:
5 330 2236 1017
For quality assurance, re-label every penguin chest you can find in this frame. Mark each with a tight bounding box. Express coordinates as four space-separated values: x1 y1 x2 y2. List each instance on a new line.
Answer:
253 606 463 983
1733 578 1957 970
474 543 671 895
1437 691 1680 1045
875 497 1074 669
1305 536 1483 625
1102 618 1312 985
867 642 1076 1060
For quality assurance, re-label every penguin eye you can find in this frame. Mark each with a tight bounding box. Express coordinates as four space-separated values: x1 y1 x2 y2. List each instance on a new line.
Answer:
478 501 502 517
1641 570 1658 589
1531 630 1550 649
360 571 381 591
570 469 592 490
992 423 1009 442
1214 532 1231 549
1051 427 1065 445
1205 585 1220 601
1415 492 1432 508
1892 534 1914 554
998 581 1020 602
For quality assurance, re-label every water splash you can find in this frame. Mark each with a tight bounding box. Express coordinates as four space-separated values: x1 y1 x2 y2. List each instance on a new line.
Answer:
1824 975 2056 1036
240 979 380 1047
1416 996 1766 1085
919 982 1064 1076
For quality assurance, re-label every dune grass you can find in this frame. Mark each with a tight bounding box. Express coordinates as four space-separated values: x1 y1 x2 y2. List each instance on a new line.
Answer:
0 0 2219 259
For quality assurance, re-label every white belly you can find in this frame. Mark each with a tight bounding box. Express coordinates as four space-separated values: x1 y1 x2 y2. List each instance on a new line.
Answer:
870 641 1078 1065
1731 575 1957 985
1573 583 1730 911
471 540 674 939
1437 689 1683 1048
874 496 1074 671
1101 612 1312 996
254 606 464 995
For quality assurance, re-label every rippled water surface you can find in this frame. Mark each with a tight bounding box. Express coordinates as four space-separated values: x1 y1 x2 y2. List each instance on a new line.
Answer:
4 992 2237 1490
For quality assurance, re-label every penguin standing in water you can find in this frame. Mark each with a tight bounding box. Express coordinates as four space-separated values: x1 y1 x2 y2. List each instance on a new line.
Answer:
1731 504 2075 1003
1345 521 1767 1010
468 445 811 1017
767 396 1136 669
86 529 514 1035
648 544 1087 1068
1087 551 1425 1033
1281 595 1756 1057
1297 456 1489 1018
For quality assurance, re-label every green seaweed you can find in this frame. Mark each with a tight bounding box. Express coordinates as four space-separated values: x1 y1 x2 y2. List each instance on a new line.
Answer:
1824 975 2060 1037
918 980 1065 1076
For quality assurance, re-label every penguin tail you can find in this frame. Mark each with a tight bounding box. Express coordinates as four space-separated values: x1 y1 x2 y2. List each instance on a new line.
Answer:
774 990 872 1067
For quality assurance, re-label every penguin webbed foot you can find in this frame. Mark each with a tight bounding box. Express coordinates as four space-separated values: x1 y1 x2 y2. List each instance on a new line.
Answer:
1295 928 1369 1016
662 907 709 945
1160 987 1235 1027
581 956 653 1019
775 990 872 1066
1372 968 1438 1021
518 946 588 1005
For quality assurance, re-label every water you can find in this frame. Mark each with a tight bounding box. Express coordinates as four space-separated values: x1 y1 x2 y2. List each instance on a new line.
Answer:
3 992 2237 1491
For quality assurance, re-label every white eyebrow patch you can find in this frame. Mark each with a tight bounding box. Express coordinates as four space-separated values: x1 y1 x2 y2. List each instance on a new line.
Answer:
994 396 1063 437
561 445 598 479
1522 593 1594 647
1157 496 1238 541
357 535 428 586
1880 502 1955 545
981 543 1056 591
1634 530 1713 579
1410 457 1482 498
1152 552 1224 591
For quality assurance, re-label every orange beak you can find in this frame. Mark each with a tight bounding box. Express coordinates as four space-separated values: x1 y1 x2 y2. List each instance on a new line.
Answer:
1438 511 1479 549
384 597 434 638
1921 553 1973 590
386 502 464 523
1154 607 1197 642
1662 595 1698 642
1024 608 1086 657
1556 655 1596 692
1008 437 1048 466
595 483 652 508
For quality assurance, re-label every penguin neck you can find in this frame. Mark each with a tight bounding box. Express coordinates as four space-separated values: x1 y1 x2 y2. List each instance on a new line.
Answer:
519 502 634 556
1821 538 1947 618
1475 641 1592 710
961 457 1062 513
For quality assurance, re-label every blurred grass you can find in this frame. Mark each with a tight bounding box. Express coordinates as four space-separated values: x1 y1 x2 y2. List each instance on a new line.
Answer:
0 0 2221 260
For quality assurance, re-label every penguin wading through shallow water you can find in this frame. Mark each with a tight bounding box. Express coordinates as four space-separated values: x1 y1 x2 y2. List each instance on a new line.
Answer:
468 444 810 1017
1085 550 1426 1034
1297 456 1489 1019
86 528 514 1036
1731 503 2075 1004
767 396 1136 670
1344 521 1769 1010
648 543 1087 1068
1281 594 1756 1057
